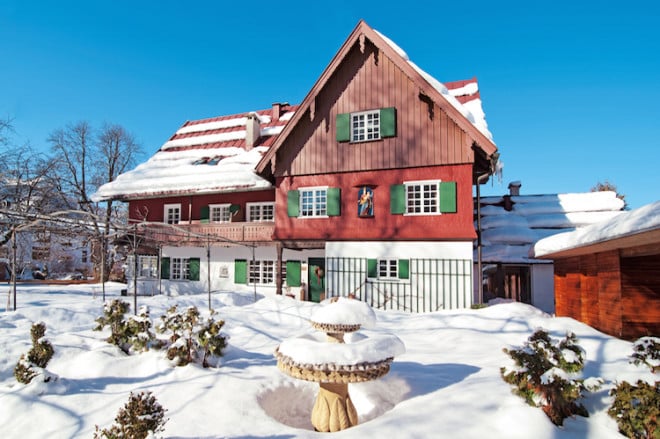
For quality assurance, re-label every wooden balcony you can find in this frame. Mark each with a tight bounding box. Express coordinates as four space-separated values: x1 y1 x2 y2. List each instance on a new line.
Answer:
136 221 275 246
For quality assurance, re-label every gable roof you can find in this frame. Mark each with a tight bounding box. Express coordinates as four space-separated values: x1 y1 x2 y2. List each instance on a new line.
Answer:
477 189 625 264
92 105 298 202
256 20 497 176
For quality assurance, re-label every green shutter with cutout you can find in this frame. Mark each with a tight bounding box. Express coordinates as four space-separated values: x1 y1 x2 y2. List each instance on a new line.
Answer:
336 113 350 142
440 181 457 213
380 107 396 138
200 206 210 223
367 259 378 278
327 187 341 216
398 259 410 279
390 184 406 214
286 260 301 287
234 259 247 284
188 258 200 281
160 257 170 280
287 190 300 217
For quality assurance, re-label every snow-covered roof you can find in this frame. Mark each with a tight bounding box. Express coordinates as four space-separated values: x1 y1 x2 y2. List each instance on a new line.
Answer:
531 200 660 258
92 105 298 201
476 189 625 264
374 30 493 142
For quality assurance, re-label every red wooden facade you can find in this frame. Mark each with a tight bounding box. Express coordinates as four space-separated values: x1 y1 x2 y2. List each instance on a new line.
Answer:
258 21 497 246
273 164 476 243
553 248 660 340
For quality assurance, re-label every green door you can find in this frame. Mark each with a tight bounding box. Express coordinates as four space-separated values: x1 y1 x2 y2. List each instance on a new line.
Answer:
308 258 325 303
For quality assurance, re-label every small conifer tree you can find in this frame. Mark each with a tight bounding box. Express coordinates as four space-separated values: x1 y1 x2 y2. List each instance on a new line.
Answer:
501 329 601 426
14 322 55 384
95 299 157 354
94 391 168 439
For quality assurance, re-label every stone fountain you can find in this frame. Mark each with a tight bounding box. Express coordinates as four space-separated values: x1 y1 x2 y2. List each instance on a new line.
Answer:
275 297 405 432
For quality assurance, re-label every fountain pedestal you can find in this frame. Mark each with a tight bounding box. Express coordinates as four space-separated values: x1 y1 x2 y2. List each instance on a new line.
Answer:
275 297 404 432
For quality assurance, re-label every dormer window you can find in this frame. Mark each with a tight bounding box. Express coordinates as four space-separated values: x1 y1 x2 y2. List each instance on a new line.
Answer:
336 107 396 143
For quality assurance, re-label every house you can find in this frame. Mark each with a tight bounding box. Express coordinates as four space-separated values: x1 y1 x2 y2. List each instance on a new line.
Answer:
475 181 624 314
531 201 660 339
93 20 499 311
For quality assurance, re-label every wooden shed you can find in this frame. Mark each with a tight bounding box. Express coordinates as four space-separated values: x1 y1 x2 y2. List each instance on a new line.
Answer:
531 201 660 340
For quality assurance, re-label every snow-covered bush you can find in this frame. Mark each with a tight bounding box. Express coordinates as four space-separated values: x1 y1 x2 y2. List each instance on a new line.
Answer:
14 322 55 384
630 337 660 374
501 328 602 426
156 305 228 367
607 336 659 439
93 391 168 439
94 299 159 354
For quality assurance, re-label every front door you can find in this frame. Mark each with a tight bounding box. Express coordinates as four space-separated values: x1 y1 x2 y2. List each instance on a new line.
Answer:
308 258 325 303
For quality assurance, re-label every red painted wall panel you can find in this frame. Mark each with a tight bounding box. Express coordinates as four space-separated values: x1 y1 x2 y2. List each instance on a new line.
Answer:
274 164 476 241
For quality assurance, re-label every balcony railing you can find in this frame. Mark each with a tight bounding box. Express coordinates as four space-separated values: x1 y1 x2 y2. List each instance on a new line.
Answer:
136 221 275 245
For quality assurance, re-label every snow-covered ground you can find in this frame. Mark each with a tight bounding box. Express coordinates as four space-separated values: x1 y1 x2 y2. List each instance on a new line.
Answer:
0 283 655 438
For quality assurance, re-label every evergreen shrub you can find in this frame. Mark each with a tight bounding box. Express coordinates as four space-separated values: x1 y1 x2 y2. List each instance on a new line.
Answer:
93 391 168 439
14 322 55 384
501 328 601 426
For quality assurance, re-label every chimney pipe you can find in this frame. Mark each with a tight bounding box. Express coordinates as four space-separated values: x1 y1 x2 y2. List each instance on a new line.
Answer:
245 112 260 150
271 102 288 122
508 181 521 196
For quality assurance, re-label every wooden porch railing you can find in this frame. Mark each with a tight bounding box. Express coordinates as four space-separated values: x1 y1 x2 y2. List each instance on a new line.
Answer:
137 221 275 245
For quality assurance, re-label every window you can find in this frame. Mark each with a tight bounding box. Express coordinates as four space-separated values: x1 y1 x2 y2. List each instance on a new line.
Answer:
379 259 399 279
301 188 327 217
164 204 181 224
247 202 274 222
390 181 456 215
367 258 410 280
160 257 200 281
138 256 158 278
336 107 396 143
210 204 231 223
248 260 275 284
407 181 439 214
351 109 380 142
81 249 88 263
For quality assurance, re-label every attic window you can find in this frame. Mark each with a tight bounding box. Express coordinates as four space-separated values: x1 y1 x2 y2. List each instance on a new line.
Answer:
336 107 397 143
193 155 225 166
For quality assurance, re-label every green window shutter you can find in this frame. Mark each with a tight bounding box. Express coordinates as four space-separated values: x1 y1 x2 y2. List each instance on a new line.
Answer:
327 187 341 216
287 190 300 217
380 107 396 138
188 258 200 281
440 181 457 213
200 206 210 223
367 259 378 278
390 184 406 214
398 259 410 279
286 260 301 287
336 113 350 142
234 259 247 284
160 257 170 280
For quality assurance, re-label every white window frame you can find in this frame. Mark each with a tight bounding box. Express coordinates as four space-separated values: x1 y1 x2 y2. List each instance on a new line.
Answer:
248 260 275 285
378 258 399 280
209 203 231 223
351 109 381 142
138 255 158 279
164 203 181 224
171 257 191 280
405 180 441 216
247 202 275 222
299 187 328 218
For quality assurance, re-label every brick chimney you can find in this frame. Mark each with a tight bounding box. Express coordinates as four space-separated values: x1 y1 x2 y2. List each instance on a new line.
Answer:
271 102 288 122
245 112 260 150
508 181 522 196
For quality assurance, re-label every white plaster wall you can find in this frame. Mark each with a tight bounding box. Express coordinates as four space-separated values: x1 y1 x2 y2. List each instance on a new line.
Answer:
531 263 555 314
326 241 473 259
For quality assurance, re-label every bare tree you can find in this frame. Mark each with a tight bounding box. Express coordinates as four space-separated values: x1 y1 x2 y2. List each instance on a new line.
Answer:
591 180 627 210
48 122 142 280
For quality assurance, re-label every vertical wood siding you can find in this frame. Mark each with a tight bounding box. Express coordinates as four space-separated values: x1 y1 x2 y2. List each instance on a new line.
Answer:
554 250 659 339
275 40 474 178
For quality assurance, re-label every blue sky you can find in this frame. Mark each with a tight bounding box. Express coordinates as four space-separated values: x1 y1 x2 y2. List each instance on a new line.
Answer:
1 0 658 209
